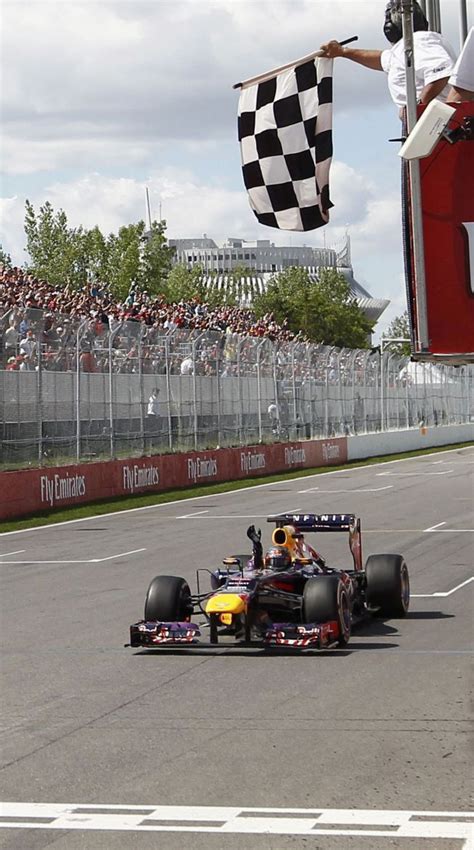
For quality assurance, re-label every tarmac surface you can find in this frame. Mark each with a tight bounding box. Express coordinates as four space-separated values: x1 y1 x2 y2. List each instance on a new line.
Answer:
0 446 473 849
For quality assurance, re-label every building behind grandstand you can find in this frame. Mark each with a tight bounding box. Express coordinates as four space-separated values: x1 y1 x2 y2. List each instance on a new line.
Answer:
167 234 389 327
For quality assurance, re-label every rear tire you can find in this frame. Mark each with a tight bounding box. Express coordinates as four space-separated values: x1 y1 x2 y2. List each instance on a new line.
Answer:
144 575 192 621
303 576 351 647
365 554 410 617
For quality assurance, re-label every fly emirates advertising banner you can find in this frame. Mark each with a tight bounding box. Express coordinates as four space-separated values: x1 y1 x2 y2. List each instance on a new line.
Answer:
0 439 347 521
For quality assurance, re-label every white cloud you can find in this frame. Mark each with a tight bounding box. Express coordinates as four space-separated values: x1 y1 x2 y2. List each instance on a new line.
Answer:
0 196 30 266
2 0 395 175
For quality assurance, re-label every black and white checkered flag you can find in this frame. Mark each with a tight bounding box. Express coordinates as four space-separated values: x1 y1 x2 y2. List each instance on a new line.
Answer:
238 57 334 232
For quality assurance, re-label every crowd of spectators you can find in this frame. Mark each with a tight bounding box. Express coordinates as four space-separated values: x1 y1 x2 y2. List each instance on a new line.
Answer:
2 266 297 335
0 265 384 388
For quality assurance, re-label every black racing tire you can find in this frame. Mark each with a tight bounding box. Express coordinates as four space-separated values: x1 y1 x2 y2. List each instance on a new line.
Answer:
303 576 351 647
144 575 192 621
365 554 410 617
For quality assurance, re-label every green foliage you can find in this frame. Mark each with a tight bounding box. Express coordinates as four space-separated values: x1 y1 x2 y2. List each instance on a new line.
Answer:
164 264 239 308
165 263 206 303
81 226 109 283
381 310 411 355
253 266 373 348
24 200 86 287
0 245 12 268
105 222 143 301
22 201 176 300
139 219 175 296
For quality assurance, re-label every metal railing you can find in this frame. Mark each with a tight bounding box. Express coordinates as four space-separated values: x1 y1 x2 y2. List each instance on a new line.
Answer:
0 308 472 469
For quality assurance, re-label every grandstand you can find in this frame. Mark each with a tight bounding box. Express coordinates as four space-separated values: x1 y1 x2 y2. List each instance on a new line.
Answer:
168 233 389 324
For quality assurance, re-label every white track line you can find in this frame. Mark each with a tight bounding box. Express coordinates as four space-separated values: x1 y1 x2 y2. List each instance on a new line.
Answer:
0 548 146 565
299 486 393 493
377 470 453 476
0 804 472 844
1 446 472 536
0 550 25 557
176 510 209 519
412 576 474 597
424 521 447 532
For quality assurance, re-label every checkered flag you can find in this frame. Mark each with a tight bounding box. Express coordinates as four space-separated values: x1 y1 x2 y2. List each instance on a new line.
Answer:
238 57 334 231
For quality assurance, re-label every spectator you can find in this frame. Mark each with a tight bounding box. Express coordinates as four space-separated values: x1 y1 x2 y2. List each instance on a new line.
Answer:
79 347 97 373
319 1 456 111
146 387 161 452
447 26 474 102
19 329 36 358
4 319 19 357
267 402 280 435
180 355 194 375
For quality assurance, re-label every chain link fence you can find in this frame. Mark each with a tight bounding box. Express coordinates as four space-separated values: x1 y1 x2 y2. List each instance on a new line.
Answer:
1 307 472 469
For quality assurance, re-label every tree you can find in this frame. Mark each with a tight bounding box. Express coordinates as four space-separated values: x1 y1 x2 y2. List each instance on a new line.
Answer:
139 220 175 295
0 245 12 268
381 311 411 355
105 219 176 300
24 200 86 286
81 226 109 284
105 223 143 300
252 266 373 348
23 201 176 299
165 263 206 303
164 263 239 308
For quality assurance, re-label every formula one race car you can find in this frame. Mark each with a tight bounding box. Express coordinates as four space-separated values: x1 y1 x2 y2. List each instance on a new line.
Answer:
129 513 410 650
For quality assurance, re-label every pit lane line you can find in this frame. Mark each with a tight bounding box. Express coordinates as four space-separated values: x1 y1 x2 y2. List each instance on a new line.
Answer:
1 446 471 537
0 803 472 845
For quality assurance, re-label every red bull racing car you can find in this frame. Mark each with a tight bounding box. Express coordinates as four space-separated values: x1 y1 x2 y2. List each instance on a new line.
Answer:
129 513 410 650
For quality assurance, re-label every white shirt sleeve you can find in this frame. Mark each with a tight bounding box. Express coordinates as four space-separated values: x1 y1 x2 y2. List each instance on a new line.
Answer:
449 27 474 92
415 32 456 85
380 48 392 74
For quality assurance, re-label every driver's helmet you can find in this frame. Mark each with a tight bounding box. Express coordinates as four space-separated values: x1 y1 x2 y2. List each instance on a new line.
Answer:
264 546 292 572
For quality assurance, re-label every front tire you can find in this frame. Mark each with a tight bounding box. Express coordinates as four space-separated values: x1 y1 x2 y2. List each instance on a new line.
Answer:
303 576 351 647
144 575 192 621
365 554 410 617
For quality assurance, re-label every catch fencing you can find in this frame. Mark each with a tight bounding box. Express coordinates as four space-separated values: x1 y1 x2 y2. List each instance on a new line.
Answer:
0 308 472 469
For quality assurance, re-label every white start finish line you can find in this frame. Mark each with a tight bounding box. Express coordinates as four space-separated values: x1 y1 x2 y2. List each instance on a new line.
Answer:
0 804 472 845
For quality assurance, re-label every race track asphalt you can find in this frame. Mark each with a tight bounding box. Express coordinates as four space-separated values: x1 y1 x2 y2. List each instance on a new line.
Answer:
0 446 473 850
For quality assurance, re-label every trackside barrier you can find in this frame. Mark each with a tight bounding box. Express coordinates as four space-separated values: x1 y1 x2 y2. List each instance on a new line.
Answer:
0 438 347 521
346 423 473 461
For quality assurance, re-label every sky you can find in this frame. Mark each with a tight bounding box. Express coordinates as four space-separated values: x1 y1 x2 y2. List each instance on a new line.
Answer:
0 0 471 340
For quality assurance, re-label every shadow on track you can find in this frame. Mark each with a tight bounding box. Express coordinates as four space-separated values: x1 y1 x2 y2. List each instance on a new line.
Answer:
131 639 400 658
406 610 454 620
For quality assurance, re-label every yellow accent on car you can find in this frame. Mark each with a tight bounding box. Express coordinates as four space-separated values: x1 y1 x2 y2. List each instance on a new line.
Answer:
206 594 247 615
220 613 233 625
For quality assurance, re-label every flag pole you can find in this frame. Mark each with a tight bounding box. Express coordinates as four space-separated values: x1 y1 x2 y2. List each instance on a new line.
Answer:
233 36 358 89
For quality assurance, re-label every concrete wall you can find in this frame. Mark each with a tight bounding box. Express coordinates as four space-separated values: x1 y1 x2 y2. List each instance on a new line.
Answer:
347 424 474 461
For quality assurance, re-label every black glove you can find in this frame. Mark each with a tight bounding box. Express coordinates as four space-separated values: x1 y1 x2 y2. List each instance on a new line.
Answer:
247 525 261 544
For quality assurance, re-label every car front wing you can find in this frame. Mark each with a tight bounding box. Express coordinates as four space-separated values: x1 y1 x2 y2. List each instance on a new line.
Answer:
128 619 340 649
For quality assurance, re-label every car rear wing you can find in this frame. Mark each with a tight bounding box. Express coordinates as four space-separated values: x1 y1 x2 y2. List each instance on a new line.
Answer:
267 513 362 571
267 513 356 531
